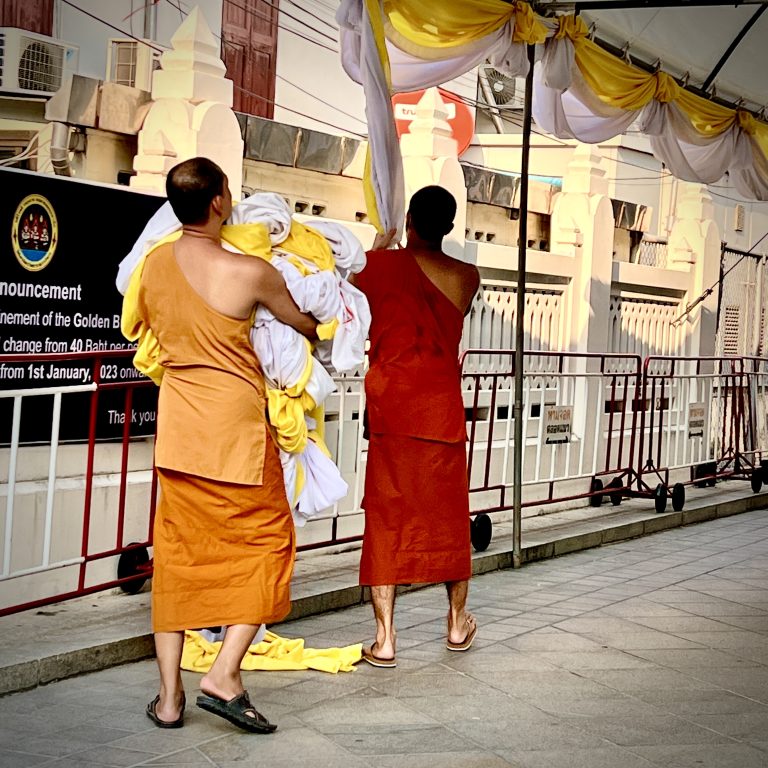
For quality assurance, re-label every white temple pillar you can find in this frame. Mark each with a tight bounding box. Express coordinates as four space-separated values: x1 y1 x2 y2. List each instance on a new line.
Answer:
668 183 721 357
551 144 614 354
131 7 243 198
400 88 469 262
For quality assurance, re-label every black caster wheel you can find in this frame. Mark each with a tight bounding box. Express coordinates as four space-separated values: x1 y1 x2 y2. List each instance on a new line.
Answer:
471 513 493 552
654 483 668 514
607 477 623 506
589 478 604 507
751 471 763 494
672 482 685 511
761 460 768 485
117 544 150 594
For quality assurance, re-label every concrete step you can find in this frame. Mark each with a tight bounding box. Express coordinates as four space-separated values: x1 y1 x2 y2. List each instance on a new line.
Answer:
0 481 765 696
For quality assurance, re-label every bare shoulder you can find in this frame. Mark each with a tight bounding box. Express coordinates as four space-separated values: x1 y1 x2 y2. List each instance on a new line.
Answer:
214 246 272 277
445 254 480 286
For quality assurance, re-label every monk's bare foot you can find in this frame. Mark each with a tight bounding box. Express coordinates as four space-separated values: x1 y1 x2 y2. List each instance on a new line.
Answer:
361 639 397 668
447 611 476 646
367 637 395 660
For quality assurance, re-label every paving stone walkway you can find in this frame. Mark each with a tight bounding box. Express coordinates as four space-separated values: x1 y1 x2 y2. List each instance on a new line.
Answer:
1 509 767 768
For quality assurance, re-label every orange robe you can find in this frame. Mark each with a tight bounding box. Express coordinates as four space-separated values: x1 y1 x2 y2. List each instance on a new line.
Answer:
355 248 471 586
137 243 295 633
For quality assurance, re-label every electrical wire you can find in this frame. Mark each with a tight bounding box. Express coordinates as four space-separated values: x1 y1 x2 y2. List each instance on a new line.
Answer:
0 138 51 167
161 0 367 130
57 0 768 200
282 0 338 33
160 0 364 127
218 0 338 46
672 229 768 325
61 0 365 137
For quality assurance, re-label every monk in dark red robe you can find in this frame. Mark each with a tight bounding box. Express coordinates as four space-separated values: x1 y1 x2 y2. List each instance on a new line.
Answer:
352 186 480 667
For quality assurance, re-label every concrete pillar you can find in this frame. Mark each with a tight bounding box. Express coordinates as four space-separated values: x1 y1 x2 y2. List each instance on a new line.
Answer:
551 144 615 354
131 7 243 198
400 88 469 262
668 183 721 357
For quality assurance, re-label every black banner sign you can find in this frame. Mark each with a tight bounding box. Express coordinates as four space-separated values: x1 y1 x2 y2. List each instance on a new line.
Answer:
1 168 165 443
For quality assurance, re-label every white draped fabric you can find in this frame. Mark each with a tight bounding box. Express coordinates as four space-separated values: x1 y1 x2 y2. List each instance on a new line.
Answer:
336 0 537 233
119 193 372 523
337 0 768 232
534 32 768 200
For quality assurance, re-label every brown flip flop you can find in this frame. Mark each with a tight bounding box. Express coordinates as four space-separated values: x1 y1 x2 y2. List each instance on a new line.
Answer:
446 618 478 652
361 643 397 668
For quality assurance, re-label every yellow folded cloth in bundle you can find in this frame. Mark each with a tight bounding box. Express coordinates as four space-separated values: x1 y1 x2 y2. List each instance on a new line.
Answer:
181 630 362 674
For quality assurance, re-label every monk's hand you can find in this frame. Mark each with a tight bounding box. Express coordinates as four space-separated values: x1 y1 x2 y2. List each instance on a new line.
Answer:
372 228 398 250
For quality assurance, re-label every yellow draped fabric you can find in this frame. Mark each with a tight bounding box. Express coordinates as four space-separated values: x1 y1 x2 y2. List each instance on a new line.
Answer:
574 34 674 112
384 0 513 53
383 0 546 55
279 220 336 274
511 2 548 45
121 230 184 386
267 386 314 454
364 4 768 196
560 14 766 142
182 630 362 674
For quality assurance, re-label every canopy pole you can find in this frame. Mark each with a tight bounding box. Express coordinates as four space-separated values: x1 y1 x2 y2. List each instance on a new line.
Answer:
703 5 767 91
512 43 536 569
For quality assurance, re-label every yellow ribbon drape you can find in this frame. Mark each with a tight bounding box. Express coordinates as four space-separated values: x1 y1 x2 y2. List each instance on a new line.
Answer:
559 13 767 146
511 1 547 45
383 0 545 56
385 0 514 51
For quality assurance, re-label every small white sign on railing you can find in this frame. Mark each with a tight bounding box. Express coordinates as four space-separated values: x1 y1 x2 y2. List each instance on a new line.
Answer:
688 402 705 439
544 405 572 444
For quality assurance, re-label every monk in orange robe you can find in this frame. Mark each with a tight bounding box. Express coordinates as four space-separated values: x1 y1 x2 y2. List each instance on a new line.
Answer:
136 158 317 732
352 186 480 667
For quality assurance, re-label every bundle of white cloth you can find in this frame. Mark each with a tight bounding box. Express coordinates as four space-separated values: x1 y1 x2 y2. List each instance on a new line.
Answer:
117 193 370 526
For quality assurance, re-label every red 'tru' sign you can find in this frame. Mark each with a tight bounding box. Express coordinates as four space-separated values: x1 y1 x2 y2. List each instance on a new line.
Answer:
391 87 475 157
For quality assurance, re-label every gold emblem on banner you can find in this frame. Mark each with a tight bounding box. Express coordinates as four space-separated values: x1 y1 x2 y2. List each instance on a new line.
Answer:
12 194 58 272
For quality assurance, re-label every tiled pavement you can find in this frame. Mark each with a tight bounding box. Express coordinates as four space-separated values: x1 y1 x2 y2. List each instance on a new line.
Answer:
0 510 767 768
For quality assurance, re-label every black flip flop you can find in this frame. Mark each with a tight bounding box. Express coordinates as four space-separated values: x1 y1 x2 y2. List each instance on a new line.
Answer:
196 690 277 734
146 693 185 728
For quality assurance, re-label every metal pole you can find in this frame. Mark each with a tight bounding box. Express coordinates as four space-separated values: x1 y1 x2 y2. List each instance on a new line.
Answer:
512 43 536 569
753 255 765 356
143 0 152 39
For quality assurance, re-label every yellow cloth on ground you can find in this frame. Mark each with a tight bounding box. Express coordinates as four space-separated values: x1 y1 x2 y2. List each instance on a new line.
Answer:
181 630 362 673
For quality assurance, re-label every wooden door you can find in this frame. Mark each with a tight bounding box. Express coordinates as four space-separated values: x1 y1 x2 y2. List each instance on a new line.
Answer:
221 0 278 118
0 0 54 36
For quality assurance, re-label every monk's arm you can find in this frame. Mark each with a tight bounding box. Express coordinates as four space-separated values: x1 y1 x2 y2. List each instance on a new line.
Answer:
250 261 318 340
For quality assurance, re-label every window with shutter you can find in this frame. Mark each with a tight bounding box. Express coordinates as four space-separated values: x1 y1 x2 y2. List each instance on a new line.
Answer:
0 0 54 36
221 0 277 118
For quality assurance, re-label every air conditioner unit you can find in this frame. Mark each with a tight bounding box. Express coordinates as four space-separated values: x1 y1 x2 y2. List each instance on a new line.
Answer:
478 65 526 110
0 28 79 96
106 39 163 93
